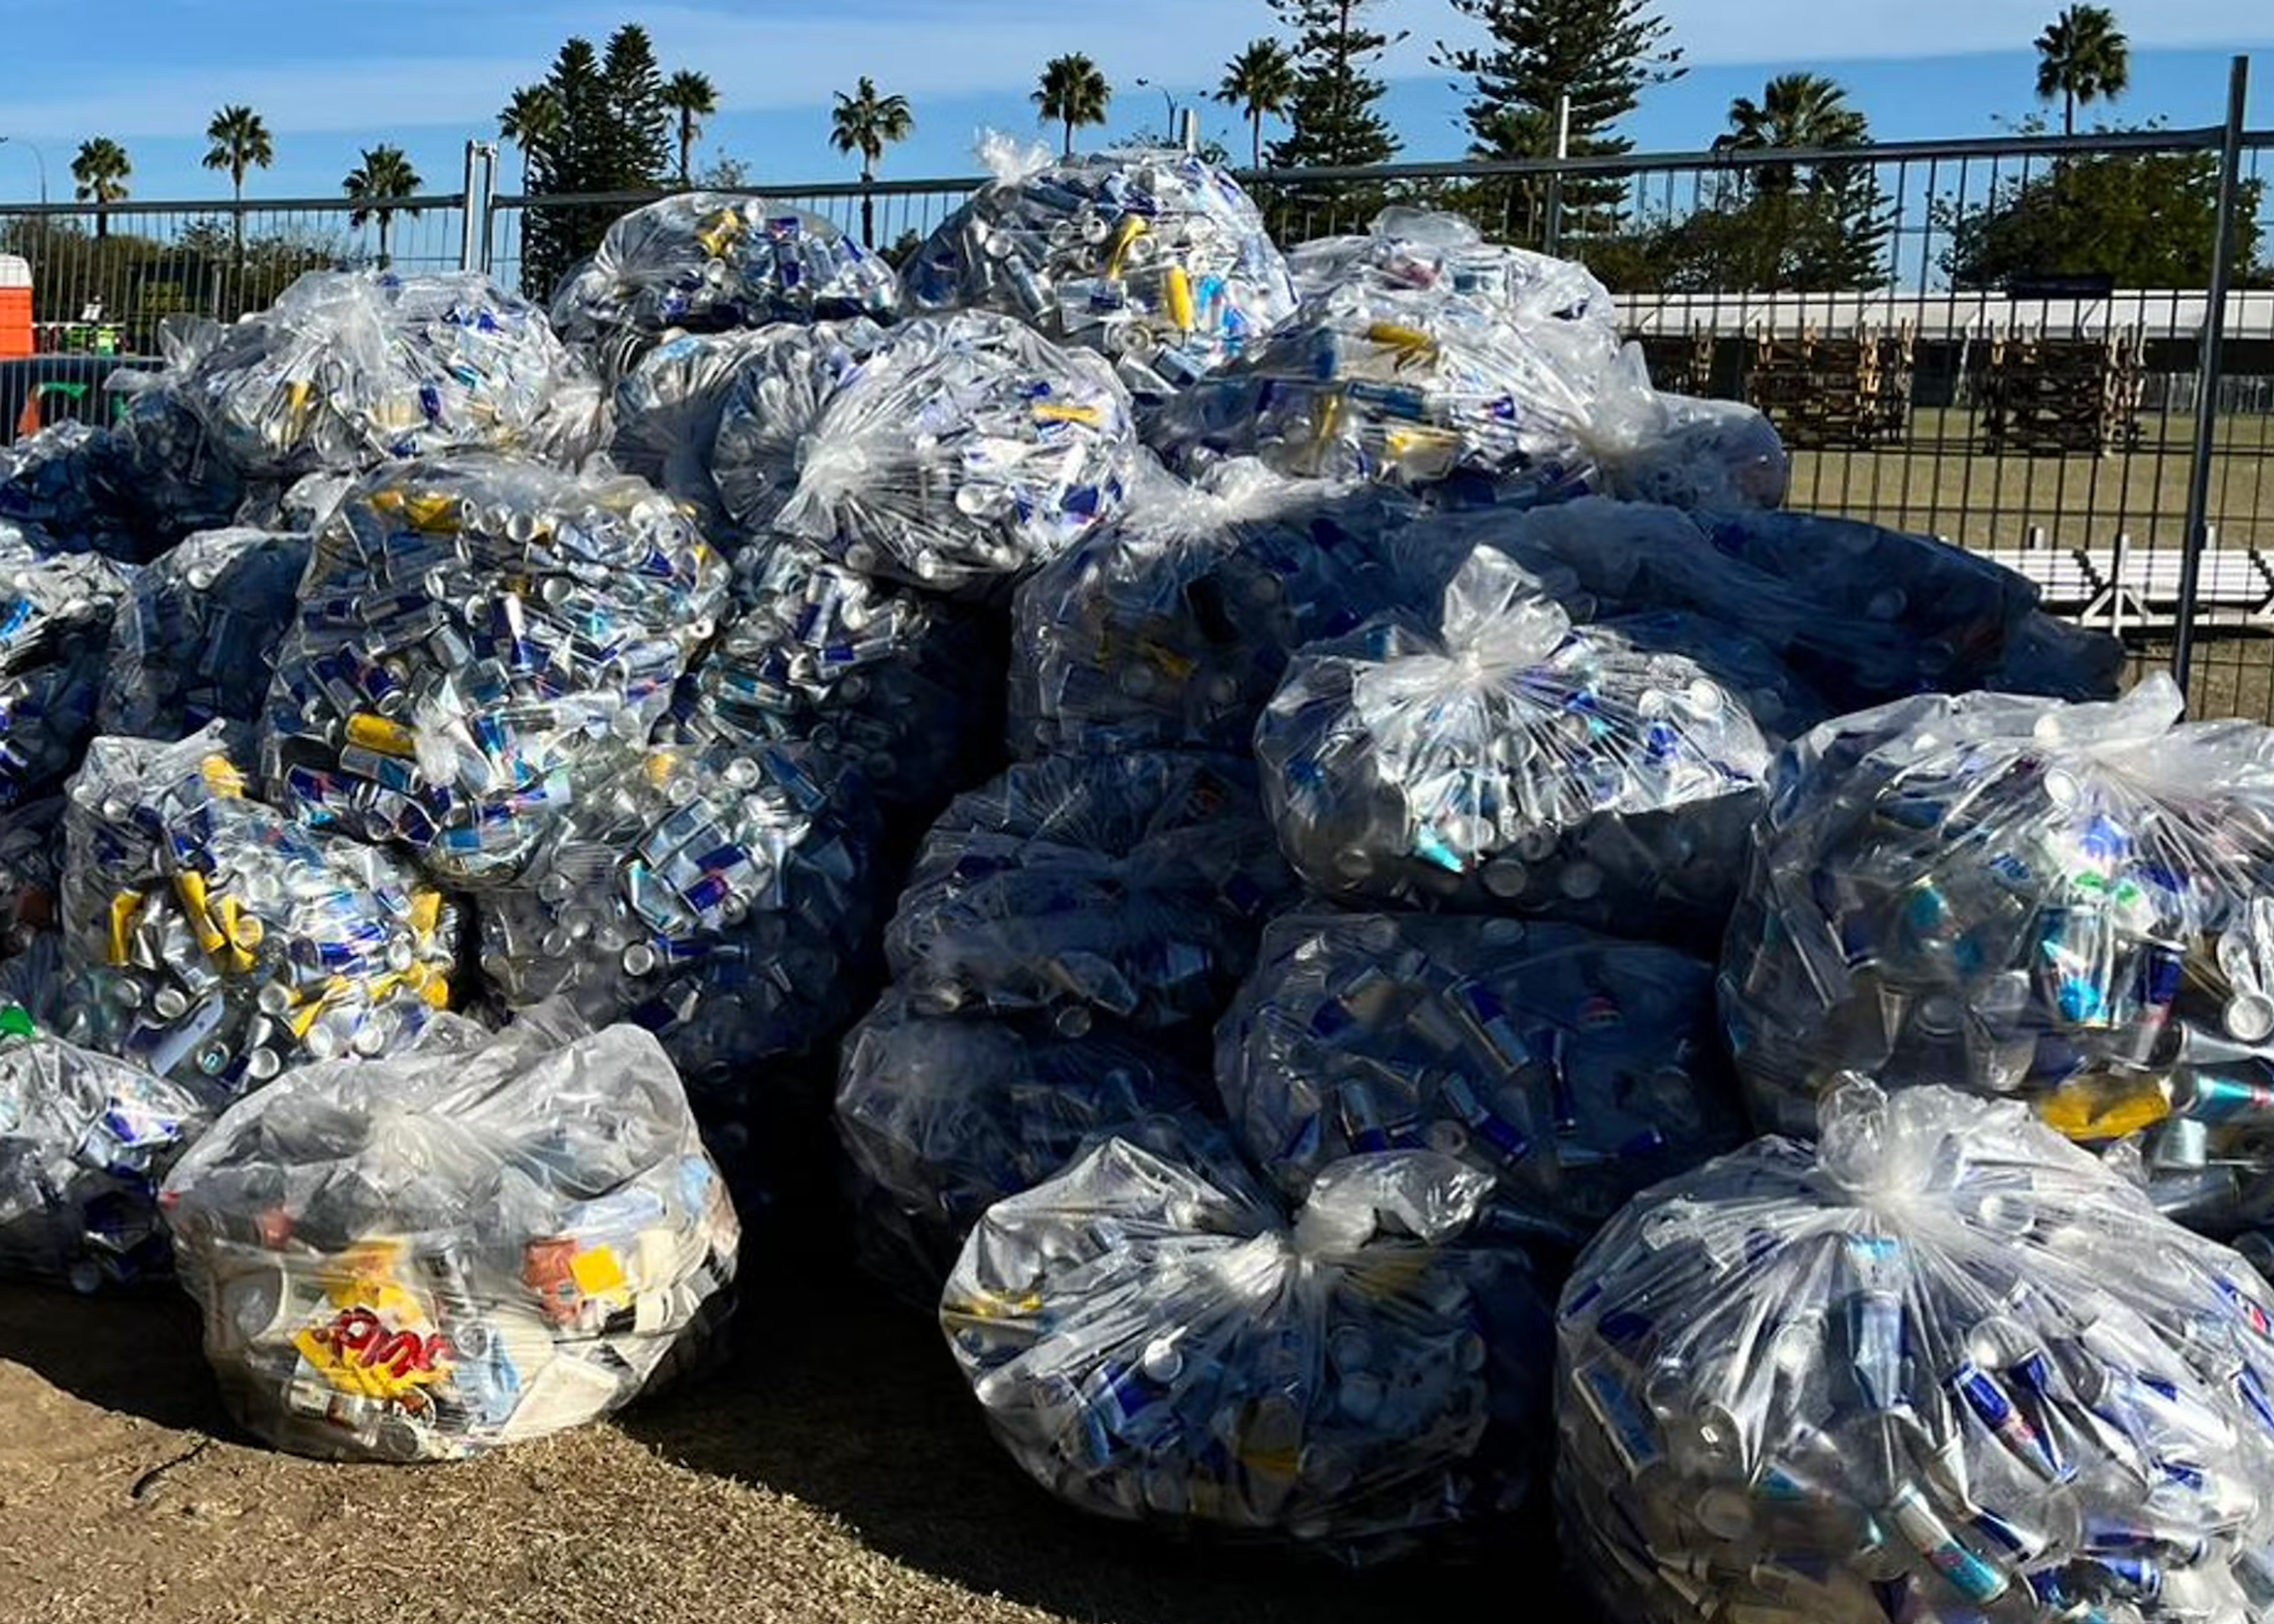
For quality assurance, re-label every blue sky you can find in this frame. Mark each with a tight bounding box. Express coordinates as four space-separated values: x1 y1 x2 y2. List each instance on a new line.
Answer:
0 0 2267 207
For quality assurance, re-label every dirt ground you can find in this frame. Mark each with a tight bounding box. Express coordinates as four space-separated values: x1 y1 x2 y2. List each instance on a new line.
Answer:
0 1227 1594 1624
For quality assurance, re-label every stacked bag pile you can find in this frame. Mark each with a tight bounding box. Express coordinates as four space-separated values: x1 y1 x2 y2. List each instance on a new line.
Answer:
11 140 2274 1616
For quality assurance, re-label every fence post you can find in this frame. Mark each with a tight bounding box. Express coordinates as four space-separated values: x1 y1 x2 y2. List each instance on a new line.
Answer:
2109 530 2131 638
2172 54 2251 694
1543 93 1572 256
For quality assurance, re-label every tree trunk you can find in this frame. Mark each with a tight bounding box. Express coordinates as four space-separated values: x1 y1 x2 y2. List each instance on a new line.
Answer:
2065 90 2076 137
860 166 876 249
1064 118 1075 159
680 118 693 188
1252 112 1263 169
378 213 392 269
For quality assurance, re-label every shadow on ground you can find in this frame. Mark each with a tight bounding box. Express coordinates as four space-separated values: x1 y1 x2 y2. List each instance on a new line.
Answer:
0 1282 230 1433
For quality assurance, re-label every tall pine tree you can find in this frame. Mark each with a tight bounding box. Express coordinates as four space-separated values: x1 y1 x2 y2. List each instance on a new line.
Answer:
1436 0 1684 245
600 24 672 188
520 26 677 300
1264 0 1402 237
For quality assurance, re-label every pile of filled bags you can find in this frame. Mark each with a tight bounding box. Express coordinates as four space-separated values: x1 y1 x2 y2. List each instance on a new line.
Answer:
16 143 2274 1615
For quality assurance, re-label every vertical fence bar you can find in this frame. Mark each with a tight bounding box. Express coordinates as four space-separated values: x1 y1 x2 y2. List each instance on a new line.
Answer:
1543 94 1571 259
2173 55 2252 694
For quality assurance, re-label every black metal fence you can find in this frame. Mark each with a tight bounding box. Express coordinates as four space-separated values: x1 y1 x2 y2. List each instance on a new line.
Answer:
3 68 2271 716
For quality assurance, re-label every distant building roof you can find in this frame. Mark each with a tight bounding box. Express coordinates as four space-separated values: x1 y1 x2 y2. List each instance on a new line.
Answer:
0 256 29 291
1617 288 2274 342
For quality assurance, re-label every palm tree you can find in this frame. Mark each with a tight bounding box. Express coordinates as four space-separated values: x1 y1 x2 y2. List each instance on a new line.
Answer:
498 84 565 192
1033 54 1111 159
662 70 718 188
203 104 274 286
1719 73 1870 197
70 137 131 240
343 145 425 268
831 76 916 248
1213 40 1298 169
2035 4 2131 137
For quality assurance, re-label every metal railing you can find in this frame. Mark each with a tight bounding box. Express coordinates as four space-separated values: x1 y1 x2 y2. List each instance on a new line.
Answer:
1 59 2269 715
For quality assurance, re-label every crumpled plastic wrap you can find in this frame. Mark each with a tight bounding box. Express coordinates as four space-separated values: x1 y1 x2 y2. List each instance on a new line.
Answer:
669 539 1004 819
162 1006 740 1463
942 1137 1553 1564
1218 912 1745 1250
1598 393 1791 513
1286 208 1621 336
708 319 891 535
0 1006 223 1290
474 741 877 1098
551 193 901 352
0 532 132 811
836 989 1220 1297
887 751 1293 1033
175 271 574 480
776 311 1139 593
1496 498 2045 712
57 727 461 1093
1254 547 1771 943
259 457 729 888
1557 1079 2274 1624
525 374 616 472
97 527 310 740
1721 674 2274 1237
907 145 1299 393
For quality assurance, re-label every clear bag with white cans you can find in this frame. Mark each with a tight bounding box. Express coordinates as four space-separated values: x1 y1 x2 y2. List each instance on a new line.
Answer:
778 311 1138 593
1598 607 1832 748
835 988 1220 1298
607 328 789 532
0 1006 223 1290
1217 912 1746 1250
97 527 310 741
259 456 729 888
0 532 131 812
670 539 1005 819
551 193 902 351
942 1137 1554 1564
1557 1079 2274 1624
905 144 1300 394
176 271 575 480
57 726 461 1094
886 750 1296 1032
1720 675 2274 1237
1285 208 1622 337
162 1006 740 1463
707 319 891 536
1496 497 2048 712
1254 546 1772 946
475 740 878 1097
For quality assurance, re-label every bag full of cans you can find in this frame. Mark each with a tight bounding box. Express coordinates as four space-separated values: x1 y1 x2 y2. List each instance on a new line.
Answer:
906 144 1299 394
1595 607 1831 747
474 740 877 1099
776 311 1138 593
550 192 902 353
1254 546 1772 945
1598 391 1793 514
835 988 1220 1298
0 1006 224 1291
56 726 461 1094
1721 674 2274 1236
1218 912 1746 1251
1286 208 1622 338
707 319 891 536
0 531 131 812
608 328 791 532
259 456 729 888
1557 1078 2274 1624
942 1137 1553 1564
0 797 61 956
97 527 310 741
161 1005 740 1463
886 750 1295 1033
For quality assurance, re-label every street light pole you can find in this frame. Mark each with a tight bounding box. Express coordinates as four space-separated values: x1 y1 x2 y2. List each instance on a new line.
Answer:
0 136 49 205
1134 79 1178 134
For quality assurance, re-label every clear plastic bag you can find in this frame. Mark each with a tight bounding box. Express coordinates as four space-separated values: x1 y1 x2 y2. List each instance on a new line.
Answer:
942 1137 1553 1564
259 456 730 887
551 193 902 350
475 741 877 1097
669 538 1005 819
177 271 575 479
0 798 61 956
57 726 461 1093
162 1006 741 1462
1987 610 2129 703
778 311 1138 593
907 148 1299 393
1254 546 1772 943
1286 208 1621 336
0 423 128 554
1218 912 1745 1249
886 751 1295 1031
1722 674 2274 1236
1598 607 1830 747
608 328 790 531
0 1006 223 1291
96 527 310 741
1557 1078 2274 1624
1599 392 1792 513
0 532 132 812
836 989 1218 1298
708 319 891 535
